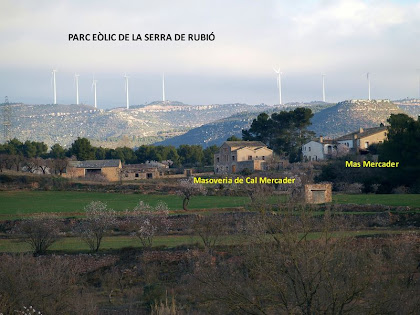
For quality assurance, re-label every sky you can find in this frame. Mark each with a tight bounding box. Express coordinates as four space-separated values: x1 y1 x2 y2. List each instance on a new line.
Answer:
0 0 419 108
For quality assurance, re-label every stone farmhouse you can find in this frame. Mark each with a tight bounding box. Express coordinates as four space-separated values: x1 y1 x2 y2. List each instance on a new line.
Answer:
121 162 168 180
336 126 387 153
302 125 388 161
302 137 339 161
214 141 273 174
62 159 122 181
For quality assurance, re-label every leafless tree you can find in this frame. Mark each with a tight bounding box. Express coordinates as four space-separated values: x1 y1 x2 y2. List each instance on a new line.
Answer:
190 208 420 314
192 214 228 252
23 157 39 173
123 201 170 248
49 157 69 175
176 178 206 210
77 201 116 252
12 213 61 255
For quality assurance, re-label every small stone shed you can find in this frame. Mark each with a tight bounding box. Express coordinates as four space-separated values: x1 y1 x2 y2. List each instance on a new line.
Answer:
304 183 332 204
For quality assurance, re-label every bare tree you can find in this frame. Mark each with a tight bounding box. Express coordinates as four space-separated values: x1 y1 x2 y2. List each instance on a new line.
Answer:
176 178 206 210
49 157 69 175
12 213 61 255
192 214 228 252
23 157 39 173
124 201 170 248
190 208 420 314
77 201 116 252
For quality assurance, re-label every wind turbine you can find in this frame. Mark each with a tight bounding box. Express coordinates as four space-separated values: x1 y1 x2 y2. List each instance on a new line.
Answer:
124 74 130 109
367 72 371 101
52 69 57 104
74 74 80 105
162 72 166 103
92 77 97 108
273 67 282 105
322 74 326 102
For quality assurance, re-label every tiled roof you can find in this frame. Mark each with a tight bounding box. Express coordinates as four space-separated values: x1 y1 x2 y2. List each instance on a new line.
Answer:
69 159 121 168
224 141 267 148
336 126 387 141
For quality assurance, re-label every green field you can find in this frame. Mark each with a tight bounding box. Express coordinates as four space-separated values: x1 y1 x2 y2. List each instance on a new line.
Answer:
0 191 252 217
333 193 420 207
0 229 415 253
0 191 419 219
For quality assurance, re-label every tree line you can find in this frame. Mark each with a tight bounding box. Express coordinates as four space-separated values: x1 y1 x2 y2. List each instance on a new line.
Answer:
0 137 219 167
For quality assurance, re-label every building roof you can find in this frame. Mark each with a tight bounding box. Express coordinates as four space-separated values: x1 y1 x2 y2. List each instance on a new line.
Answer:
224 141 267 148
336 126 387 141
69 159 121 168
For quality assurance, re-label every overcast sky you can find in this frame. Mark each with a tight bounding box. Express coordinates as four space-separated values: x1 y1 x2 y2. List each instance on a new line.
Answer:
0 0 419 108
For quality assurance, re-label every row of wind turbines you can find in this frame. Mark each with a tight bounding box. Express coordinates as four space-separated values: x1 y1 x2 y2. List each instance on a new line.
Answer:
273 69 375 105
51 70 167 109
51 68 415 108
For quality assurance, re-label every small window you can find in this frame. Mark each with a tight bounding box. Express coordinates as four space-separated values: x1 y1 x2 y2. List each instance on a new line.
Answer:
365 141 369 149
262 156 265 160
308 147 311 152
248 155 252 160
379 140 383 143
216 157 219 162
384 132 387 136
232 156 235 161
135 173 139 178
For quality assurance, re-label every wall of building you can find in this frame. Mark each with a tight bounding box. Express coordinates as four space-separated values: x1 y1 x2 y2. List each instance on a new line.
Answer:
304 184 332 204
357 131 387 149
302 141 324 161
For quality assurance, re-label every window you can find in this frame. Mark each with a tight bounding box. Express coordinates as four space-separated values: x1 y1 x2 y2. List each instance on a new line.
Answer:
365 141 369 149
216 157 219 162
232 156 235 161
262 156 265 160
379 140 383 143
384 132 387 136
308 147 311 152
248 155 252 160
135 173 139 178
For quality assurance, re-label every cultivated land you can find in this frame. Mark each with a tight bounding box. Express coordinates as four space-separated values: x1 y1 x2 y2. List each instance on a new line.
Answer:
0 191 419 219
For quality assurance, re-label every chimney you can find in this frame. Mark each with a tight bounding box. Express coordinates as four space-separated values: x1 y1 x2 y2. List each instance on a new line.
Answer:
319 136 323 143
359 127 364 133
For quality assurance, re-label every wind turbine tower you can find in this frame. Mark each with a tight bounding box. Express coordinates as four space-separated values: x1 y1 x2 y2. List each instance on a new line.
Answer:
92 78 97 109
162 73 166 103
322 74 326 102
52 69 57 104
274 67 282 105
124 74 130 109
75 74 80 105
367 72 371 101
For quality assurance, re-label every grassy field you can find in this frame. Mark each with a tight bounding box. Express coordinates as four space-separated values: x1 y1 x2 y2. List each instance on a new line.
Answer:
333 193 420 207
0 191 419 219
0 229 416 253
0 191 253 217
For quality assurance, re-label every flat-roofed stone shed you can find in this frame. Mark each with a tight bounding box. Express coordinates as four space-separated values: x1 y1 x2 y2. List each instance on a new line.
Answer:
304 184 332 204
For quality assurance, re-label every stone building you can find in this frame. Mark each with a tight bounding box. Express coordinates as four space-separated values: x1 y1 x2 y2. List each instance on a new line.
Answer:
336 126 387 153
62 159 122 181
302 125 388 160
121 164 164 180
304 184 332 204
214 141 273 174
